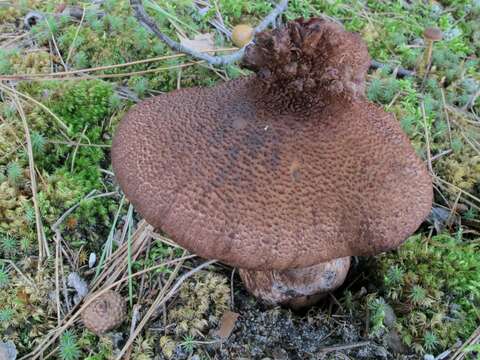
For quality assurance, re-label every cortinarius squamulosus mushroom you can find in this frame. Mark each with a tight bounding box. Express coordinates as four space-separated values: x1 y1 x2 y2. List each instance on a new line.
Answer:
112 18 432 307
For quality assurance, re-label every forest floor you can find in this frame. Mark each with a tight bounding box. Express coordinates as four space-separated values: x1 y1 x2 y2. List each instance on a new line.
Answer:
0 0 479 359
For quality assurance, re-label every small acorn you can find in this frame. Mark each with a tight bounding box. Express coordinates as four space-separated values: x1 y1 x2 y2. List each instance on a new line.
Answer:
81 290 126 335
231 24 254 47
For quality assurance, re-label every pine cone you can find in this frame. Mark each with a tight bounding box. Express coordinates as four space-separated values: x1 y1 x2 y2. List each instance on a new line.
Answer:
81 290 126 335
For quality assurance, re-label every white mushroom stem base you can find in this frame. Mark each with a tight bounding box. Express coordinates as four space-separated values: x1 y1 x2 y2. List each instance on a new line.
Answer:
239 257 351 308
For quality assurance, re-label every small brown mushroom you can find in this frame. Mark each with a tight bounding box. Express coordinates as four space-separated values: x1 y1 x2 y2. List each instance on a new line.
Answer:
418 27 443 76
81 290 126 335
231 24 254 47
112 18 432 306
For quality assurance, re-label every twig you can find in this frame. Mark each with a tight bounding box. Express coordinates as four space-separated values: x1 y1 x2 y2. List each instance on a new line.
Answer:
130 0 289 66
431 149 452 162
318 341 371 354
450 325 480 360
370 59 415 77
55 232 62 325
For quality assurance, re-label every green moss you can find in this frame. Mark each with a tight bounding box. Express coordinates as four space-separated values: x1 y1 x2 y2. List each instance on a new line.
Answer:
373 234 480 354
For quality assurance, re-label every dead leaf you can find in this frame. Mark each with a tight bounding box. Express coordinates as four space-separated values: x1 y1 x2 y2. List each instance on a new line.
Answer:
215 311 239 340
180 33 216 53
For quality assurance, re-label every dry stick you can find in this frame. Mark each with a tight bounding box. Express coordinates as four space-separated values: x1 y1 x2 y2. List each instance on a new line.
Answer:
450 325 480 360
12 94 50 262
115 258 218 360
0 48 236 81
370 59 415 77
55 234 62 325
130 0 289 66
23 254 197 360
318 341 371 354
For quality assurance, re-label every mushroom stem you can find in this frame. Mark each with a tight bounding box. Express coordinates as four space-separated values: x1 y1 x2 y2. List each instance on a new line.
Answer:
418 39 434 77
238 257 351 309
417 28 443 77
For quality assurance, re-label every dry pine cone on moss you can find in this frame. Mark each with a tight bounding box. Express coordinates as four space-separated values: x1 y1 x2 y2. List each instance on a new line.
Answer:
81 290 126 335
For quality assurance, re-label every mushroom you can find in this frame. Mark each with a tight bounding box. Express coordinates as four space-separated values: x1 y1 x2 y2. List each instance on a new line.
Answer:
81 290 126 334
418 27 443 76
112 18 432 306
231 24 254 47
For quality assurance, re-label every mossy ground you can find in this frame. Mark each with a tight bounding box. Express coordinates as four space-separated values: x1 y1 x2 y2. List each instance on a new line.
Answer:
0 0 479 359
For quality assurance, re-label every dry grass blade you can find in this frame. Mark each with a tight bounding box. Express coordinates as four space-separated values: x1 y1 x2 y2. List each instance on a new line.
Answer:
421 100 434 174
450 326 480 360
11 93 50 263
91 219 150 290
0 259 36 288
65 5 86 66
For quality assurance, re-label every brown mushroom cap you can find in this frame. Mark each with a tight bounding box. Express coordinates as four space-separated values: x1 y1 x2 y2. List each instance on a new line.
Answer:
112 18 432 271
231 24 254 48
423 27 443 41
82 290 126 335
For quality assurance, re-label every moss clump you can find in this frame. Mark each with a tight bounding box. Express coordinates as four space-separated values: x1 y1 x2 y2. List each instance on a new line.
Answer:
436 135 480 193
0 262 56 354
160 271 230 358
372 233 480 354
169 271 230 337
10 51 52 75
